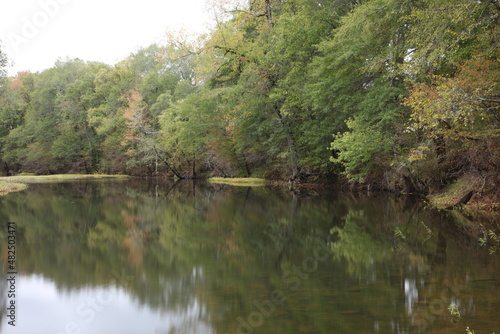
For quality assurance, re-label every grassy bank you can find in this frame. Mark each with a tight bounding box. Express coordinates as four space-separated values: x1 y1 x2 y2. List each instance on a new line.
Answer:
0 174 129 182
208 177 267 187
0 174 129 196
0 181 28 196
427 175 499 224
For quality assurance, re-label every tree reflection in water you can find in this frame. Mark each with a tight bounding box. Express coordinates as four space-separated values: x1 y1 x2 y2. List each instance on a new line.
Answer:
0 180 498 334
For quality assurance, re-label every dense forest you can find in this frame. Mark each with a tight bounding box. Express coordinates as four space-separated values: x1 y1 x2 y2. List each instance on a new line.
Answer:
0 0 499 194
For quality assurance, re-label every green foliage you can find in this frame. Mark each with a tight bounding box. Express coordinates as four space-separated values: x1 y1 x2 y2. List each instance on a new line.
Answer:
404 0 500 77
308 0 412 182
331 118 393 182
448 304 461 323
394 226 406 241
330 210 393 276
479 230 500 255
405 59 500 143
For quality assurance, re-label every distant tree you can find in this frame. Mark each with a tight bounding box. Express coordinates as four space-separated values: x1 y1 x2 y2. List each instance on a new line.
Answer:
0 42 7 78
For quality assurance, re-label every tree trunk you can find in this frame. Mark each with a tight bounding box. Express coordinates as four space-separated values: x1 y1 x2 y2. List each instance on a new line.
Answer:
211 159 228 177
153 147 185 179
274 105 299 179
3 162 9 176
241 153 251 177
265 0 273 28
245 159 251 177
83 159 90 174
434 134 446 164
445 191 474 210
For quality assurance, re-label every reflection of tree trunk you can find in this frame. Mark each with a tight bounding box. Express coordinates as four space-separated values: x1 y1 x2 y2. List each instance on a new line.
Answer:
240 187 252 214
290 193 299 220
163 178 181 197
274 193 299 267
432 232 447 265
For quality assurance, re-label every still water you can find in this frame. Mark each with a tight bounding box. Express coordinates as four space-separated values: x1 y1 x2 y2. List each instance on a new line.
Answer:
0 180 499 334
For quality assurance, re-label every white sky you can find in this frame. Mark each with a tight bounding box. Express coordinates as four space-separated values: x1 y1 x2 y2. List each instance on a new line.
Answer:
0 0 213 76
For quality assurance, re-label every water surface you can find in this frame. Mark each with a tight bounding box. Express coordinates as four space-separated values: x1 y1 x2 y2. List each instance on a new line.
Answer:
0 180 499 334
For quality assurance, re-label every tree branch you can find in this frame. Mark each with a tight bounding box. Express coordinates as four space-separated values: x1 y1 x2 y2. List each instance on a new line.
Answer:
152 146 185 179
477 97 500 104
225 9 266 19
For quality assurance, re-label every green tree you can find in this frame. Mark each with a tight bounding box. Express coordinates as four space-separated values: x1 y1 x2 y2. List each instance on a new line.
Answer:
189 0 353 178
87 62 137 173
400 0 500 187
308 0 411 183
2 60 111 173
403 0 500 78
120 45 198 176
0 71 33 172
0 42 7 79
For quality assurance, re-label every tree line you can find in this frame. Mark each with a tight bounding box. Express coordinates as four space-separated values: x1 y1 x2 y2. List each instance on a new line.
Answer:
1 0 499 192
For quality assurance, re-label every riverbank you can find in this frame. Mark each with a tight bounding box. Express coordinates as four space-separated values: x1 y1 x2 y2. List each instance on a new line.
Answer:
2 173 498 221
208 177 267 187
0 181 28 196
0 174 129 182
0 174 129 196
426 174 499 224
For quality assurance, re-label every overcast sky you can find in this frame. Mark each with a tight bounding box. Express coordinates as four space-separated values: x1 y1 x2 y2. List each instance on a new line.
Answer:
0 0 212 75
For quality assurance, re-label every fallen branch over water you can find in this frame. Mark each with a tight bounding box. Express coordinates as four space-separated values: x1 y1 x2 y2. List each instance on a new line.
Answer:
445 190 475 210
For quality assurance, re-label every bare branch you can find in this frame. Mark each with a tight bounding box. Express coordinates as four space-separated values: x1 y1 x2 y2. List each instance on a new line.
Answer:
477 97 500 104
225 9 266 19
